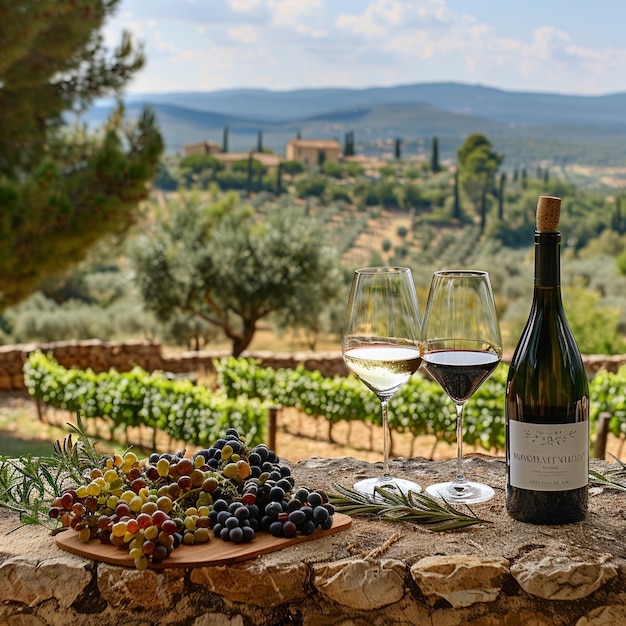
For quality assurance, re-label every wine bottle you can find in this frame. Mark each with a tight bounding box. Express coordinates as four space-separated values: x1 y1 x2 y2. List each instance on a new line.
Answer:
505 195 589 524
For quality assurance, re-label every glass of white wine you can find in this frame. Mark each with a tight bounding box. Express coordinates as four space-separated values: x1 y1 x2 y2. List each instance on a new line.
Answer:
342 266 423 495
421 270 502 504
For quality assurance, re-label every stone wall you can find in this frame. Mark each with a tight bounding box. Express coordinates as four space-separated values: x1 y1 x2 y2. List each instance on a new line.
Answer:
1 340 625 392
0 340 350 391
1 456 626 625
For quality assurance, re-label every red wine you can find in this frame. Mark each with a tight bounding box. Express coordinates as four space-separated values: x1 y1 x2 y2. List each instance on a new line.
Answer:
421 349 499 403
505 196 589 524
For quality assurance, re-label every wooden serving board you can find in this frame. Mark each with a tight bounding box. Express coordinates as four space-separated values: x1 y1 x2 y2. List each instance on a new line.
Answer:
55 512 352 569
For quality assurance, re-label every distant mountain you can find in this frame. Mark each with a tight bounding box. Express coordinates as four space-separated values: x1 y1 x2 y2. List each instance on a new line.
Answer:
90 82 626 166
121 82 626 126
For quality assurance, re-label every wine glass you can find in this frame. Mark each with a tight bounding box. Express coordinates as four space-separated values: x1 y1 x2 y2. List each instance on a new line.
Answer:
342 266 423 495
421 270 502 504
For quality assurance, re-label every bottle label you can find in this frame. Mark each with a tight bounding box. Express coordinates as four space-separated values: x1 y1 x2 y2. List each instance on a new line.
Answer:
509 421 588 491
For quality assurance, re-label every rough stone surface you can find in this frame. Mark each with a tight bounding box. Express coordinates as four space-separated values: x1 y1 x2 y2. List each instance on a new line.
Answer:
0 341 349 390
190 560 309 607
410 554 510 608
2 456 626 626
576 605 626 626
192 614 245 626
467 612 555 626
0 555 91 607
98 563 185 609
0 616 48 626
510 548 617 600
313 558 406 610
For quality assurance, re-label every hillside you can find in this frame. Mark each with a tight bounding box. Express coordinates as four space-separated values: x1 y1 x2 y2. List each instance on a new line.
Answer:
120 82 626 126
87 82 626 167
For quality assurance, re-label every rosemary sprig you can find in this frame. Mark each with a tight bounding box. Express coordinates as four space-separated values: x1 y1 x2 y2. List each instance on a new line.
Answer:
589 453 626 492
329 482 492 531
0 414 107 527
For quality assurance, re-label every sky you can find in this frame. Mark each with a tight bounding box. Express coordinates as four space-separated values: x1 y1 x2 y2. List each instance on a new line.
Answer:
103 0 626 96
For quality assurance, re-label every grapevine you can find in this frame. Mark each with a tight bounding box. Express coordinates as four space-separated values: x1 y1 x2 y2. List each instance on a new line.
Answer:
27 352 626 458
49 428 335 570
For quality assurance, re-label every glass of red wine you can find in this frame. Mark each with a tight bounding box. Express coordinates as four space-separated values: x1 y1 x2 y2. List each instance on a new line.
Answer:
342 267 423 496
421 270 502 504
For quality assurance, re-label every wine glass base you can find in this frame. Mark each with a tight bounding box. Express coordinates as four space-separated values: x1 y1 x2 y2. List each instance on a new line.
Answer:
425 480 494 504
354 476 422 498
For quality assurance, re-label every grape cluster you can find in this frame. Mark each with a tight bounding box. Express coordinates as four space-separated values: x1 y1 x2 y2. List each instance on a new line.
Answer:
49 428 334 568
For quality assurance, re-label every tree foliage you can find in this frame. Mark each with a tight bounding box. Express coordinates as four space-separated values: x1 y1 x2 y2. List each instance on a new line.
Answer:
0 0 163 308
430 137 441 173
457 133 503 216
130 193 343 356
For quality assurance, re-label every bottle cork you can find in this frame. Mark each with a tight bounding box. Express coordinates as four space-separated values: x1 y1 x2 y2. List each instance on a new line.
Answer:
536 195 561 232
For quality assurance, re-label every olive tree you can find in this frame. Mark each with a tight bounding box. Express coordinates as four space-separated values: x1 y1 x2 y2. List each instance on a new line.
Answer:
131 193 343 356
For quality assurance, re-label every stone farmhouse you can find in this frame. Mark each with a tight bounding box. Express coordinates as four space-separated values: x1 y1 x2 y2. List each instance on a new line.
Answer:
183 138 342 170
183 141 222 156
285 138 341 165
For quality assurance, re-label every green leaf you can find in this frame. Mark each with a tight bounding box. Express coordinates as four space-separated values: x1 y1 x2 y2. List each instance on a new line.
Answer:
329 482 491 532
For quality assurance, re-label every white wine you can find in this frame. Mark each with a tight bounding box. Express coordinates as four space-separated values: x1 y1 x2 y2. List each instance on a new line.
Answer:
343 345 422 399
505 196 589 524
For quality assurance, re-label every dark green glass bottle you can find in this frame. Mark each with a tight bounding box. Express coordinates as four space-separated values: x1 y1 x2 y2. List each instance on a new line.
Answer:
505 195 589 524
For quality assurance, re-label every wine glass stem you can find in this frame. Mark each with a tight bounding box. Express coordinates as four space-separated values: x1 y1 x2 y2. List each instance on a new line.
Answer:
454 401 467 484
381 399 391 478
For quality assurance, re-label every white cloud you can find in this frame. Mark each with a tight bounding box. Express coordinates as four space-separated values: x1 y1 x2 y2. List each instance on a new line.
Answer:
268 0 329 38
104 0 626 94
336 0 455 40
229 0 263 11
229 24 261 44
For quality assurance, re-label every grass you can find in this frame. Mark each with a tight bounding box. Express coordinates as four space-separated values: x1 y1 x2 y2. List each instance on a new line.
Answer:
0 393 128 459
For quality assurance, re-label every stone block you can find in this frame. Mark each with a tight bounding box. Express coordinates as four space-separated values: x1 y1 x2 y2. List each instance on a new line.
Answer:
98 563 184 609
576 605 626 625
410 554 510 608
0 556 91 608
510 548 617 601
313 558 406 610
190 560 309 608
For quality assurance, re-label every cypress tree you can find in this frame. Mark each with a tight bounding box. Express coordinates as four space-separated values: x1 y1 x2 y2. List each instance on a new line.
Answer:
344 131 355 157
430 137 441 173
394 138 402 160
276 162 283 195
222 126 229 153
452 169 461 220
246 152 253 197
498 172 506 220
613 197 623 233
257 130 263 153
